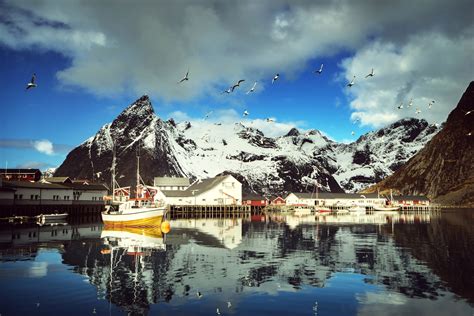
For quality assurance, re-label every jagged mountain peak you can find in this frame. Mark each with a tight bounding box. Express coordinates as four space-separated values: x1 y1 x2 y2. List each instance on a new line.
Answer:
285 127 300 137
116 95 155 121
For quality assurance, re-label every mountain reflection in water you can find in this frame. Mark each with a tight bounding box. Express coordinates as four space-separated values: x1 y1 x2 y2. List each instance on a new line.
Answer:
0 210 473 316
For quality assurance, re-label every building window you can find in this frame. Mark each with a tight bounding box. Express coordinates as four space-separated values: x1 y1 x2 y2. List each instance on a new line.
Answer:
19 194 23 200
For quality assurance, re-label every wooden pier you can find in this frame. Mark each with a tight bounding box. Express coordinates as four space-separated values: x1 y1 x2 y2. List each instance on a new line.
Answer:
167 204 252 220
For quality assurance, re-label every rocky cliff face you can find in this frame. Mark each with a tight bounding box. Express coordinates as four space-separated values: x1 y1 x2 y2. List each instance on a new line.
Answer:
55 95 441 196
363 82 474 206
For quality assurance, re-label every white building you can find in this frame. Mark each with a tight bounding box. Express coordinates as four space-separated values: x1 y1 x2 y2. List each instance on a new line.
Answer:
0 180 108 205
153 177 190 191
285 192 386 207
158 175 242 206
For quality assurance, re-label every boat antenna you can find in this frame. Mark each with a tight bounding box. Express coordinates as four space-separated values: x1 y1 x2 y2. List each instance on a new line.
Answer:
136 142 141 199
111 142 116 201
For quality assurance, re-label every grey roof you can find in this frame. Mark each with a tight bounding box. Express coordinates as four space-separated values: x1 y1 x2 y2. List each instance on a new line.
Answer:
154 177 190 186
62 183 108 191
43 177 72 184
161 175 236 198
186 175 230 195
243 194 267 200
2 180 71 190
161 190 191 197
289 192 382 199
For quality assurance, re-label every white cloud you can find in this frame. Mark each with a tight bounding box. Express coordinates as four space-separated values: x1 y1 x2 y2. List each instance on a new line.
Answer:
1 0 472 128
33 139 54 155
341 31 474 127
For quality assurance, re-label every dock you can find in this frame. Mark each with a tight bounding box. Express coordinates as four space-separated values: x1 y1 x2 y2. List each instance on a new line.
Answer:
167 204 252 220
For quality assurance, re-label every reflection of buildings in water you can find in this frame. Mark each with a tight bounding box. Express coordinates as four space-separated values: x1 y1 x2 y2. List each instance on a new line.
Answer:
0 223 102 248
269 212 434 230
169 217 243 249
14 211 466 313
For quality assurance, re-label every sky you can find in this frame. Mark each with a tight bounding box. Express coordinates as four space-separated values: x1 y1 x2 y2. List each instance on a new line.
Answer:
0 0 473 170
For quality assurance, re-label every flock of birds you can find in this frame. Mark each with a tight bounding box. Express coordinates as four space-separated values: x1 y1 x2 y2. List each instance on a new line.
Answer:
175 64 443 136
25 66 472 137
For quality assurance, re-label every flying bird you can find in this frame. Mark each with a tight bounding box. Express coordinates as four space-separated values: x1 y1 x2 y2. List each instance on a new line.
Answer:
243 110 249 117
266 117 275 122
231 79 245 92
222 87 232 94
464 110 472 116
197 292 203 298
246 81 257 94
216 308 221 315
272 73 279 84
397 103 404 109
347 76 355 87
26 73 37 90
315 64 324 74
178 69 189 83
365 68 374 78
467 132 472 136
415 108 421 115
227 301 232 308
408 98 413 108
351 131 355 136
204 111 213 120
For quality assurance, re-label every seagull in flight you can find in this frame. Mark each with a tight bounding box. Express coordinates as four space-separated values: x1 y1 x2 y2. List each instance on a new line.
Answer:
243 110 249 117
26 73 37 90
397 103 404 109
415 108 421 115
266 117 275 122
351 131 355 136
315 64 324 75
178 69 189 83
365 68 374 78
196 291 203 298
408 98 413 108
216 308 221 315
222 87 232 94
272 73 279 84
464 110 472 116
204 111 213 120
227 301 232 308
231 79 245 92
428 100 435 109
347 76 355 87
246 81 257 94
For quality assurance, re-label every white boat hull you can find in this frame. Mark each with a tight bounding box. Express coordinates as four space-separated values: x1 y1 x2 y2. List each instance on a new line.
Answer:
373 205 400 211
38 213 68 221
101 207 165 227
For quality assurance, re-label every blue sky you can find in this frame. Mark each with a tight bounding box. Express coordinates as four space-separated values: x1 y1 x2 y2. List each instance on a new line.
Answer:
0 0 473 170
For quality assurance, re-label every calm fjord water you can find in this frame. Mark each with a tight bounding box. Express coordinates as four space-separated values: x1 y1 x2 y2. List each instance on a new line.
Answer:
0 210 473 316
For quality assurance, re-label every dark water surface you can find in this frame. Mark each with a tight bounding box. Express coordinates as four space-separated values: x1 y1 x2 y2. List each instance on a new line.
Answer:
0 210 473 316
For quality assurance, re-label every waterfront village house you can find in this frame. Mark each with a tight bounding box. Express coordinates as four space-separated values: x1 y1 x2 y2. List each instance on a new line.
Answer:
285 192 386 207
0 178 15 205
0 168 42 182
271 196 286 205
0 180 108 206
157 175 242 205
393 195 430 206
242 194 268 206
154 176 190 191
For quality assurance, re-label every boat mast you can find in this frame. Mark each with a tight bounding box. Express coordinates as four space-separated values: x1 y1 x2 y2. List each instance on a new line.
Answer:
111 143 116 202
136 143 140 199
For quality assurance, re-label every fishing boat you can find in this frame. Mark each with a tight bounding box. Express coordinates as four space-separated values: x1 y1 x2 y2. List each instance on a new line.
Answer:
101 143 166 227
348 205 366 213
37 213 68 222
373 189 400 212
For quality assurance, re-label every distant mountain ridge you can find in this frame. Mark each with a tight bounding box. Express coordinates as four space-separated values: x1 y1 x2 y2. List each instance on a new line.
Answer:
363 81 474 206
55 95 441 196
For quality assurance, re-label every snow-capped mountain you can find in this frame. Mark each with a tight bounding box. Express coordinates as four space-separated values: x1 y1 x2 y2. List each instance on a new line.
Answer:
54 95 441 196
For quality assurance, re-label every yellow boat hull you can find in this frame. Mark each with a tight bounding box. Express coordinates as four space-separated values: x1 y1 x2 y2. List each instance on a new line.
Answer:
103 215 163 228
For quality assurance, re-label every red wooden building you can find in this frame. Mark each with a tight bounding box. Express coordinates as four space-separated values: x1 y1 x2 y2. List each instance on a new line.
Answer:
271 196 286 205
242 194 268 206
0 169 42 182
